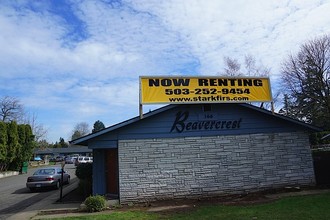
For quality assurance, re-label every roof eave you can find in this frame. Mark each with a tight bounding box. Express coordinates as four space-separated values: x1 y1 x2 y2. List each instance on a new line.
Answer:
69 104 177 145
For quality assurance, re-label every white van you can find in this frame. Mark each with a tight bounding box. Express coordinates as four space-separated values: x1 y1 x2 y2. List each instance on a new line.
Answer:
75 156 93 165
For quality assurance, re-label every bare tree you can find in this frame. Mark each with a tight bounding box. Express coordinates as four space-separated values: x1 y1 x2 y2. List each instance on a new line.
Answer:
223 55 270 77
0 96 24 122
224 57 241 76
222 55 275 110
24 112 48 142
281 35 330 129
71 122 90 140
244 54 270 76
0 96 47 143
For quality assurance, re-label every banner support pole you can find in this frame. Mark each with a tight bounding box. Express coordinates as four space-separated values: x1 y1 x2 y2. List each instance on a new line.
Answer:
139 76 143 119
139 103 143 119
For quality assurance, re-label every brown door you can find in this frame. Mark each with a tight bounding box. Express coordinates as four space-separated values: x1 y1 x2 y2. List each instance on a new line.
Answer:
106 149 119 195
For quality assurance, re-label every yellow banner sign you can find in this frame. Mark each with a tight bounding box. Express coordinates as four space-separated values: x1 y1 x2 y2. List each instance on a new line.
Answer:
140 76 272 104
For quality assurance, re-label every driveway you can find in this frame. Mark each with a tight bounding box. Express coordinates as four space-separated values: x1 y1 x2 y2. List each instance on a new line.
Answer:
0 164 76 220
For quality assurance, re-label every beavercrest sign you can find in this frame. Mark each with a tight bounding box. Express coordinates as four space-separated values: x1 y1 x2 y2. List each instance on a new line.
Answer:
140 76 272 104
170 111 242 133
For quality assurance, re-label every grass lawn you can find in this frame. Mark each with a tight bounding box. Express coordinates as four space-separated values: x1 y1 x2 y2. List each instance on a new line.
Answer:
46 191 330 220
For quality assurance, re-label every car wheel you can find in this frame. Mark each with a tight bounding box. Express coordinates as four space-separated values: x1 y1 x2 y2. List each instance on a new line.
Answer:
55 180 60 189
29 187 36 192
66 176 70 185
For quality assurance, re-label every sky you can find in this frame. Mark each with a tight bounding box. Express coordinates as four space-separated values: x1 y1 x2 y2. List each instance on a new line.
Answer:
1 0 330 143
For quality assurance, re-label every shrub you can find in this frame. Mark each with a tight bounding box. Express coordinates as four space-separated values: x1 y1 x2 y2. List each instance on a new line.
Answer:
313 151 330 185
76 163 93 197
75 163 93 180
77 179 92 197
84 195 107 212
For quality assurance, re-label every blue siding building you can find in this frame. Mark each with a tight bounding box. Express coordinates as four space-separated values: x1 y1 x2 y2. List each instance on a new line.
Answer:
71 103 321 204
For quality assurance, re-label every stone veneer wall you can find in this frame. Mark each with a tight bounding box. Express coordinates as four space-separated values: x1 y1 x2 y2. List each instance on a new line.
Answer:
118 131 315 204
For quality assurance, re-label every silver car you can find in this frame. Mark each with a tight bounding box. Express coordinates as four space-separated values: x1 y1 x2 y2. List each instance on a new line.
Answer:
26 167 70 192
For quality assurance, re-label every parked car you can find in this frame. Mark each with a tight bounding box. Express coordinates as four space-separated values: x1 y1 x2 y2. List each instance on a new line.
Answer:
71 156 77 163
82 157 93 163
75 156 93 166
55 156 65 162
64 156 75 164
49 157 56 162
26 167 70 192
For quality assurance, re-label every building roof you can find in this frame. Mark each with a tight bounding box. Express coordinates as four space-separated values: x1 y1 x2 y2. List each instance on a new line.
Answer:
321 133 330 140
70 103 322 146
34 146 92 155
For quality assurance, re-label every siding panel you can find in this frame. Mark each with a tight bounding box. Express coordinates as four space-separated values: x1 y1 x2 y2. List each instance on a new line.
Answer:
118 131 315 204
109 104 305 140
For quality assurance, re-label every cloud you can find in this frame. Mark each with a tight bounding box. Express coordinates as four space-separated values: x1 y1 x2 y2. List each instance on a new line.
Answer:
1 0 330 142
125 0 330 75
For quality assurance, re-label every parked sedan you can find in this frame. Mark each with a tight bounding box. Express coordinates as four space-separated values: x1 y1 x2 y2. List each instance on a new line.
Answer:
26 167 70 192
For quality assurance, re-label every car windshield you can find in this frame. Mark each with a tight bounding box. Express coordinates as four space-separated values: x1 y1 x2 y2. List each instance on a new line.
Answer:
33 169 55 175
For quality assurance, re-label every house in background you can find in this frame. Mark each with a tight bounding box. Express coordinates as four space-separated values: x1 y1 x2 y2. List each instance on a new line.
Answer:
34 146 92 158
71 103 321 204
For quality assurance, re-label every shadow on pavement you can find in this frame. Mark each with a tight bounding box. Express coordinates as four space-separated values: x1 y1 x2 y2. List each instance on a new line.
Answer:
0 190 55 215
12 187 57 194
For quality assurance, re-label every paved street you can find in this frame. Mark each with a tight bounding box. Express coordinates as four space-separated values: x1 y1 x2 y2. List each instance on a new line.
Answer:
0 164 76 220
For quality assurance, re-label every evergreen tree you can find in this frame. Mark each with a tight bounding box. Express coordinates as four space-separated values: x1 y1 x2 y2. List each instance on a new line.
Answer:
92 120 105 133
10 124 26 170
6 121 19 170
59 137 69 148
0 122 35 171
0 121 7 171
278 94 299 118
18 124 35 162
281 35 330 129
24 124 35 162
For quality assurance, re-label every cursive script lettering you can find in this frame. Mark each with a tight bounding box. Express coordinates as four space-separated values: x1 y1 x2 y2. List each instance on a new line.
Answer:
170 111 242 133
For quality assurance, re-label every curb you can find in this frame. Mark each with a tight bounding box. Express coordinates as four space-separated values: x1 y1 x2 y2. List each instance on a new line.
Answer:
0 171 20 179
265 188 330 199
